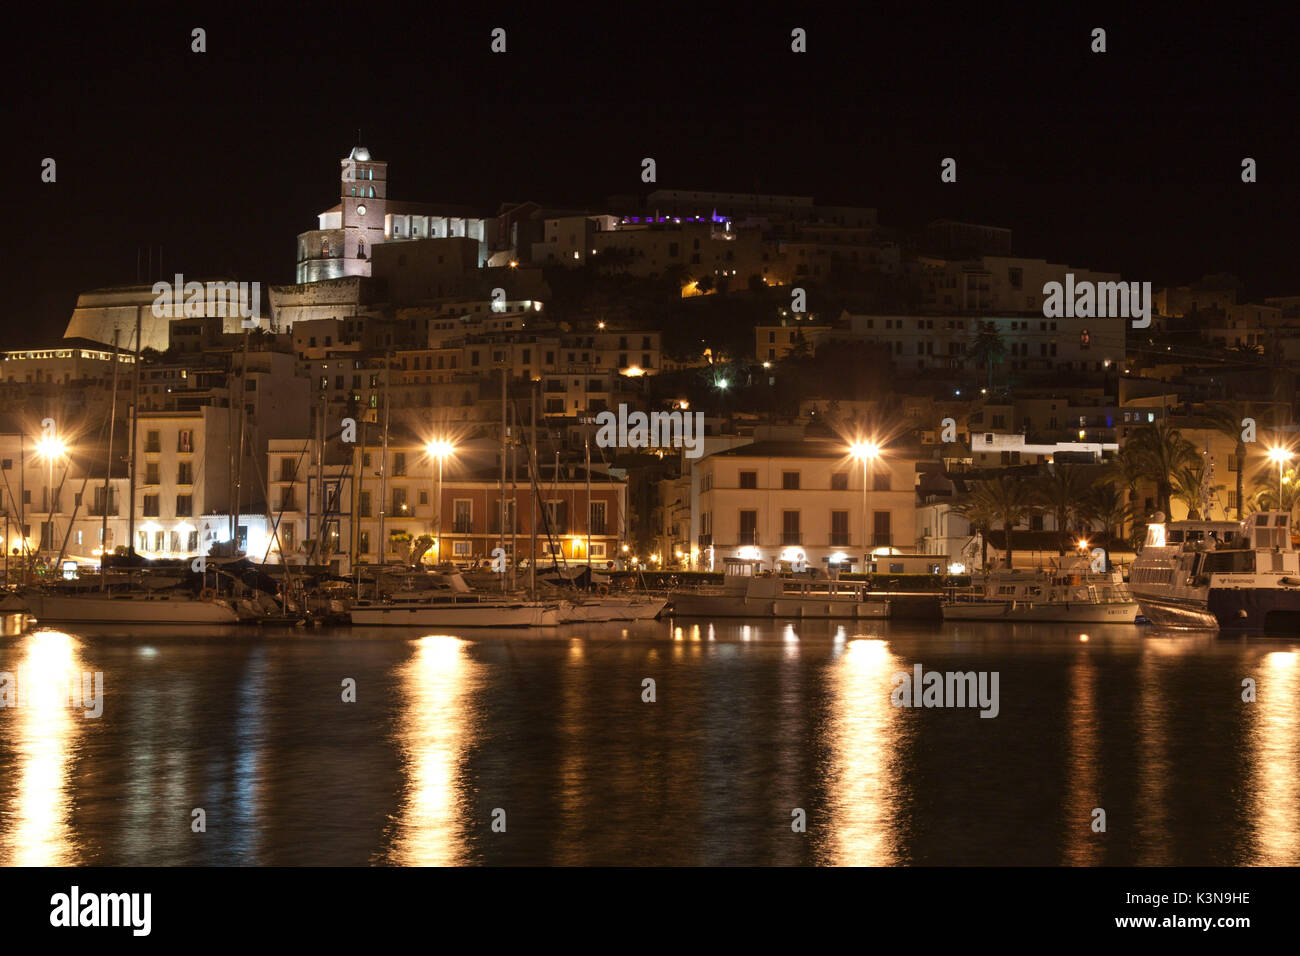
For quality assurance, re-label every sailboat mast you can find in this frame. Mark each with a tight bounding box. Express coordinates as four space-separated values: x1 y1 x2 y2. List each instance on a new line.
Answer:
377 350 391 562
101 328 121 589
530 383 537 599
126 307 142 557
234 329 250 550
500 366 507 594
585 434 591 592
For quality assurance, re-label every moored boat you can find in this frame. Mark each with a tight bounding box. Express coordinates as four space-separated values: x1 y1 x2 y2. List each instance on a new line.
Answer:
669 558 889 619
942 554 1139 623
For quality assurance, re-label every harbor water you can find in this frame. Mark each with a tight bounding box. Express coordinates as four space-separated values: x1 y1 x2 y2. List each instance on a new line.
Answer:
1 618 1298 866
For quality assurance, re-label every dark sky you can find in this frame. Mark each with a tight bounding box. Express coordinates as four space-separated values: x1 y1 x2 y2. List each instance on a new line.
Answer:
6 6 1299 344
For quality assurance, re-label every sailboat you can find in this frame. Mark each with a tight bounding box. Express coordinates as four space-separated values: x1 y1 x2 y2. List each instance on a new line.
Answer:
543 435 666 623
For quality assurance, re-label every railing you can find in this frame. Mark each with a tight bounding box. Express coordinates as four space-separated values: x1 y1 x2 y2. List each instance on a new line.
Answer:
830 532 851 547
780 532 803 546
738 530 759 545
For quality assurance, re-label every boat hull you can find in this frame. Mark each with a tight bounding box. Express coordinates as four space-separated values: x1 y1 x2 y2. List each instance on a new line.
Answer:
558 598 668 623
942 600 1140 623
15 591 242 625
669 592 889 618
349 603 559 627
1135 587 1300 631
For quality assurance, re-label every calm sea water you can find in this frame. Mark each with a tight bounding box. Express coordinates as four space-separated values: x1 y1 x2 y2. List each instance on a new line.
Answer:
1 618 1297 866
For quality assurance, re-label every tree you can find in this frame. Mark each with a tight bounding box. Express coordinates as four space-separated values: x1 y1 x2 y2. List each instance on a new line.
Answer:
969 322 1006 390
1030 464 1095 554
958 475 1034 569
950 495 995 569
1124 421 1198 518
1170 459 1225 520
1079 483 1133 555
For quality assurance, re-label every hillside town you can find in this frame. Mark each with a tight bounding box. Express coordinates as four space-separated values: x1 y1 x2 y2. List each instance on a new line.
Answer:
2 146 1295 585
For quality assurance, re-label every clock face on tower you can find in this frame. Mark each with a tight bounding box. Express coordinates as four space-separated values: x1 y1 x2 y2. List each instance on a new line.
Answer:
356 204 367 217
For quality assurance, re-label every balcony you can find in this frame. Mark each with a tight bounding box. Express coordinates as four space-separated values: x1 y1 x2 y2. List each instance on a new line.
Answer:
780 532 803 546
830 532 851 547
737 530 759 546
453 519 473 535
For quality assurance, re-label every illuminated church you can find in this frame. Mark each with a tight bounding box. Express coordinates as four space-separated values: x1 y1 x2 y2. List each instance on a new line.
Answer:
295 146 491 283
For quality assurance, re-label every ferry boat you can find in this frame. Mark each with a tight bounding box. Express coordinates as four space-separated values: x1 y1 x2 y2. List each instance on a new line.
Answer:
942 554 1139 623
1129 510 1300 630
669 558 890 619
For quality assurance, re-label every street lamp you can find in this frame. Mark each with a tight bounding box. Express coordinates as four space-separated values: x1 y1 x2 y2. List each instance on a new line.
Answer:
1269 446 1293 509
35 433 68 559
850 440 880 573
425 439 455 566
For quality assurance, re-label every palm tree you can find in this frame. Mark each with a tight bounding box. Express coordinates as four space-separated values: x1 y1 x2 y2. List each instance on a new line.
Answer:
969 322 1006 390
1170 460 1225 520
1030 464 1096 554
1079 483 1133 553
1124 421 1199 518
950 494 995 570
958 475 1034 569
1248 465 1300 516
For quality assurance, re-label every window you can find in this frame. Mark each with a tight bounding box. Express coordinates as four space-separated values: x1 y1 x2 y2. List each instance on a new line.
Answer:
145 430 160 453
358 530 370 554
392 487 408 514
831 510 850 547
280 458 296 482
176 495 192 516
781 511 801 545
782 471 800 490
739 510 758 544
177 430 193 453
453 499 472 534
358 491 371 518
393 452 406 476
545 500 569 532
589 500 607 534
145 462 160 485
143 495 159 517
279 488 296 511
831 472 848 490
872 511 892 547
739 470 757 489
177 462 193 484
872 471 890 492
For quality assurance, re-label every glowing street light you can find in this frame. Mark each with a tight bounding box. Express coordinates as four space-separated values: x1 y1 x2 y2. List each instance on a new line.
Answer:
850 440 881 573
1269 446 1294 507
425 439 456 565
35 433 68 558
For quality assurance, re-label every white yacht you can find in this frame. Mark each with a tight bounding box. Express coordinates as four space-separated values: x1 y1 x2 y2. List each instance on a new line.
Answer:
2 587 242 625
556 594 668 623
942 554 1139 623
669 559 890 619
348 571 560 627
1130 511 1300 631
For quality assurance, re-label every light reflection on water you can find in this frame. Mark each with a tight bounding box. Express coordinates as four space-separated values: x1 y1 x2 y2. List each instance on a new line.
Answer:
0 619 1297 865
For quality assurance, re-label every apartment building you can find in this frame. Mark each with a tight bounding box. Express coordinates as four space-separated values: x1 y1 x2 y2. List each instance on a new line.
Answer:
693 439 918 572
264 438 627 569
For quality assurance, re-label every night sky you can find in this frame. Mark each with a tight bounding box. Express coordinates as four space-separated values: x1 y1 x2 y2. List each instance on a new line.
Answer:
7 7 1299 344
